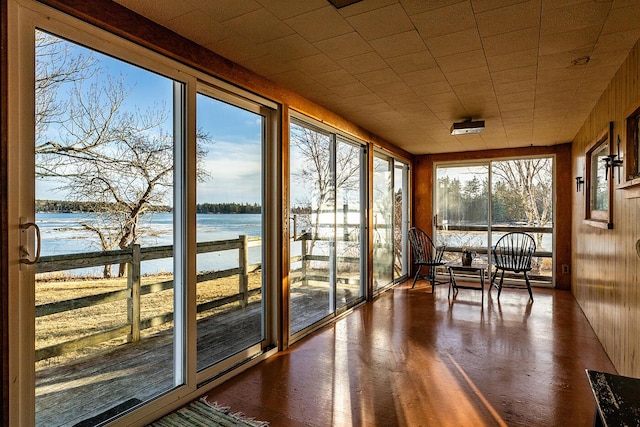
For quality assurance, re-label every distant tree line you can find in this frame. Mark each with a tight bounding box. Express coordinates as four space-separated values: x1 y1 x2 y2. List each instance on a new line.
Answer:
37 200 261 214
196 202 261 214
36 200 171 213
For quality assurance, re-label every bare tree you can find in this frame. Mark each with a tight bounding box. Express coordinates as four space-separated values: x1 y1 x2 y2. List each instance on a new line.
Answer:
491 158 553 247
290 125 360 256
35 31 210 277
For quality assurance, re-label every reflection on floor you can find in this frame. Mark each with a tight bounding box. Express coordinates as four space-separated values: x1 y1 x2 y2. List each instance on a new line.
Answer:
205 282 615 426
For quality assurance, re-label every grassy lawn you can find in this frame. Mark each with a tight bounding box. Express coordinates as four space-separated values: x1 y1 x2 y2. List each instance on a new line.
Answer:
35 271 262 369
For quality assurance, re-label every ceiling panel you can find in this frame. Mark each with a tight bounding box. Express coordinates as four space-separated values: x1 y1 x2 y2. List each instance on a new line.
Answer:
114 0 640 154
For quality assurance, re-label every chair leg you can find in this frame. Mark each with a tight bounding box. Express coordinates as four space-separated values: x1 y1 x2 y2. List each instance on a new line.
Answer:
524 272 534 301
411 266 422 288
497 270 505 299
430 266 436 293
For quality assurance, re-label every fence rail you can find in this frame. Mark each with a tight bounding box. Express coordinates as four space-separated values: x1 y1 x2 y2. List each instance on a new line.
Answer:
35 235 261 362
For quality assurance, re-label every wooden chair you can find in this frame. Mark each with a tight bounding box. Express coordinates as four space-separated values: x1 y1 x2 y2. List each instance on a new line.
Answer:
491 232 536 301
408 227 446 292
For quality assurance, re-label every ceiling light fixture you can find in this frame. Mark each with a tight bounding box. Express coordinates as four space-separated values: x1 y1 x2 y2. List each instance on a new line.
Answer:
451 119 485 135
327 0 363 8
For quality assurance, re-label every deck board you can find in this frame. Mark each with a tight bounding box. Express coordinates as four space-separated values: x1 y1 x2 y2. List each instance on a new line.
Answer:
35 288 339 426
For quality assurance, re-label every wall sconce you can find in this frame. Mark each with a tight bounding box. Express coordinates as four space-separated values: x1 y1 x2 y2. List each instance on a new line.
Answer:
575 176 584 192
603 135 624 183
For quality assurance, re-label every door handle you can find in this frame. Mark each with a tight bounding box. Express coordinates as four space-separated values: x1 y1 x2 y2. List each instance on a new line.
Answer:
20 220 41 265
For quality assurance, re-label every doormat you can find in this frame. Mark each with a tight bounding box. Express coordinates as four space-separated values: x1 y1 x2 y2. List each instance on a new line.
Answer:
148 398 269 427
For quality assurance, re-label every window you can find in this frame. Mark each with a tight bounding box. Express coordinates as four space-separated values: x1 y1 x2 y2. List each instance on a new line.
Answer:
584 123 613 229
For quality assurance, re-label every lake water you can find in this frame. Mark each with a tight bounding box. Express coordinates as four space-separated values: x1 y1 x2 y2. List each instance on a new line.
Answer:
36 212 264 276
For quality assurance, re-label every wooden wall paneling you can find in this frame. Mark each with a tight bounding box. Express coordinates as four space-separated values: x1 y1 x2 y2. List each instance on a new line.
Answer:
1 0 8 423
572 38 640 378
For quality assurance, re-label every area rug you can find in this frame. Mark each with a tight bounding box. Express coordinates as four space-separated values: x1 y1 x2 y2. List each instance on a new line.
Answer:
148 398 268 427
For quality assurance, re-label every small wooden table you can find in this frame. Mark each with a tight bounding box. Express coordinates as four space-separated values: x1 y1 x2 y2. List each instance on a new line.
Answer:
586 369 640 426
447 262 487 304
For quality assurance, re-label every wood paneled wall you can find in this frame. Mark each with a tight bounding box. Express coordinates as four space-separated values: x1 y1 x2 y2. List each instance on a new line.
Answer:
414 144 573 291
572 39 640 378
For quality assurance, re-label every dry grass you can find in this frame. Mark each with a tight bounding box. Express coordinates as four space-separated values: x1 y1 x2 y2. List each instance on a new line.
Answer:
35 271 262 370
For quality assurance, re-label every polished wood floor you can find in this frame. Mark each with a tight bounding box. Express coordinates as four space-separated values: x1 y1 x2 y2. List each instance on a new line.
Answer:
205 281 615 426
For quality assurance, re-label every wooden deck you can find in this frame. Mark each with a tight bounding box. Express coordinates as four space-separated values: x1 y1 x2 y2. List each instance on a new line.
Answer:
35 285 346 426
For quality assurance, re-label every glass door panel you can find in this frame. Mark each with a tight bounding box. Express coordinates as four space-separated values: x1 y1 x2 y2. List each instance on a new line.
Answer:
195 91 265 371
435 165 489 265
373 154 393 291
335 138 364 309
491 158 554 282
289 122 333 334
34 30 181 425
394 161 409 281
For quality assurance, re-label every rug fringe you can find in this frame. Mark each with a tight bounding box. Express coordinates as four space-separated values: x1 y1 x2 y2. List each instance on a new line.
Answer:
201 397 269 427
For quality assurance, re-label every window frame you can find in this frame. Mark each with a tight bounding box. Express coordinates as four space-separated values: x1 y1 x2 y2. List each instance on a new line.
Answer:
584 122 614 229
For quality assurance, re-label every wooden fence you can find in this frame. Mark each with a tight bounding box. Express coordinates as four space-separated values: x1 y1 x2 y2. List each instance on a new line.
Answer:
35 236 262 362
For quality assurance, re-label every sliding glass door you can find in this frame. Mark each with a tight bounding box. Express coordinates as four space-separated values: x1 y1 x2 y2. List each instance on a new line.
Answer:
289 118 365 336
195 87 267 373
32 30 184 426
11 7 275 424
435 158 554 285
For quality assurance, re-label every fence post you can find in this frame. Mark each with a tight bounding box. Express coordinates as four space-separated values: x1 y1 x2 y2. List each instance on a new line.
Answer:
301 232 308 287
127 244 141 343
239 235 249 307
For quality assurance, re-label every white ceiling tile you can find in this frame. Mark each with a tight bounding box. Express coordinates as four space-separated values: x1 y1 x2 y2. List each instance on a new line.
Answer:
483 27 539 57
436 49 488 73
256 0 327 20
541 2 610 36
192 0 263 22
370 31 427 59
314 32 372 60
337 52 387 75
539 26 600 56
486 48 538 72
445 65 491 85
346 4 415 40
400 67 447 87
224 8 295 44
426 29 483 58
257 34 320 62
356 68 402 87
412 2 477 39
207 35 269 63
386 51 438 74
165 11 235 47
476 1 541 37
472 0 535 14
289 54 341 76
285 6 353 43
312 68 359 87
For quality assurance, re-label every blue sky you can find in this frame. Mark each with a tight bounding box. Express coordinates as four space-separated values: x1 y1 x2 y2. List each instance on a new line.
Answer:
36 32 263 205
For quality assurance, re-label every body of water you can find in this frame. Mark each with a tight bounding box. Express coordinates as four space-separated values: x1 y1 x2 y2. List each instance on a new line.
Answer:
36 212 263 276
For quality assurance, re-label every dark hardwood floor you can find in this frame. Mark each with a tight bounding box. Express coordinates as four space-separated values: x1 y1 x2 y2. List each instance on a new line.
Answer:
204 281 615 426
